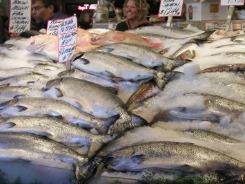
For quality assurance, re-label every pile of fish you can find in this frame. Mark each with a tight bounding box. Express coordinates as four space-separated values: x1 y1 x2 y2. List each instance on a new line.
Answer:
1 26 245 183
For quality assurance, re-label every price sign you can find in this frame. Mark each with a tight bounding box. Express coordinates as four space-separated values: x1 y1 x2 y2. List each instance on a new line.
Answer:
220 0 244 6
159 0 183 17
205 21 227 30
9 0 31 33
58 16 77 63
47 19 63 35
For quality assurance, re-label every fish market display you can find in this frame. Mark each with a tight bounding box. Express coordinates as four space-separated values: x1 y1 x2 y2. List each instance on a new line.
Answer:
0 116 116 157
1 25 245 184
72 51 166 89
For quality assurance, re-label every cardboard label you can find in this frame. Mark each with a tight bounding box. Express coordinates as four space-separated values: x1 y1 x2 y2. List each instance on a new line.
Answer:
220 0 244 6
9 0 31 33
58 16 77 63
47 19 63 35
205 21 228 30
159 0 183 17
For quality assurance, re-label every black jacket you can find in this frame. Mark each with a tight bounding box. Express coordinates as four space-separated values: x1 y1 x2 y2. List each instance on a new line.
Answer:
115 21 150 31
32 12 68 31
0 17 7 43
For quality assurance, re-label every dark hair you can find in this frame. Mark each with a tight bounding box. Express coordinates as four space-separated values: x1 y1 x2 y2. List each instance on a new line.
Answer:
123 0 149 20
32 0 60 13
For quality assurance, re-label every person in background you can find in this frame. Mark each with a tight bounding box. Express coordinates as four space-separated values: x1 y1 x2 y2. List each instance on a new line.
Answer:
0 5 9 41
31 0 68 31
148 0 160 15
113 0 123 22
0 5 8 29
0 17 6 43
78 10 92 30
115 0 150 31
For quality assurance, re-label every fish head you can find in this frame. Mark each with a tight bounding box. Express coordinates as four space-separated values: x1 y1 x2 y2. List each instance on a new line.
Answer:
26 35 59 61
45 78 63 89
42 78 63 98
0 99 27 117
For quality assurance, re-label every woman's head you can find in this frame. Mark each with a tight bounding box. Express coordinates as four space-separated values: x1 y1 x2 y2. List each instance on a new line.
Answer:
123 0 149 20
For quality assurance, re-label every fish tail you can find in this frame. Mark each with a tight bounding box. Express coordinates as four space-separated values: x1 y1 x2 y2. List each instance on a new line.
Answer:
108 114 148 135
154 71 166 90
155 71 180 90
88 134 117 158
131 114 148 126
97 114 120 134
75 156 106 183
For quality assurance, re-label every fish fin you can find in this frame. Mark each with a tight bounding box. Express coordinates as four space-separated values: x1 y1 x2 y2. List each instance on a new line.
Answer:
72 52 84 62
27 81 35 85
35 131 52 137
46 113 63 118
104 87 118 94
0 122 16 129
102 71 116 79
13 95 25 99
101 47 115 53
80 58 90 65
1 158 32 163
69 101 82 109
16 105 27 112
54 88 63 98
131 154 145 164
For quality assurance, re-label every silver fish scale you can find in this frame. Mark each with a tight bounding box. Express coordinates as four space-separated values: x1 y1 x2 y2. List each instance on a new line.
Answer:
0 116 116 158
74 51 157 81
45 77 128 119
110 142 245 169
0 132 87 165
0 73 49 86
205 95 245 114
0 97 106 130
184 129 241 144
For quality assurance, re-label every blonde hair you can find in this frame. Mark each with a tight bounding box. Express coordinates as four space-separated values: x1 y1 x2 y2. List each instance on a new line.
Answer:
123 0 149 20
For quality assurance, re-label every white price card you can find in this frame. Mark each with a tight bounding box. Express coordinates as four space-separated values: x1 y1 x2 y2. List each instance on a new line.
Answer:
205 21 227 30
9 0 31 33
220 0 244 6
58 16 77 63
159 0 183 17
47 19 63 35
